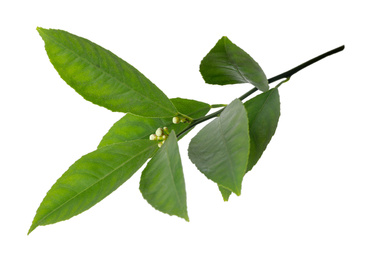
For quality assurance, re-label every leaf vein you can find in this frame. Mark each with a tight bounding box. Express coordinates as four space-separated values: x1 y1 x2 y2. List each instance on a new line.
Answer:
42 31 175 115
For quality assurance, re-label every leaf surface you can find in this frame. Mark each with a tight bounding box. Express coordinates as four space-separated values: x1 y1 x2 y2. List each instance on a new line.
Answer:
188 99 250 195
37 27 177 117
244 88 281 171
28 140 157 234
200 36 269 91
216 88 281 200
140 131 189 221
98 98 210 148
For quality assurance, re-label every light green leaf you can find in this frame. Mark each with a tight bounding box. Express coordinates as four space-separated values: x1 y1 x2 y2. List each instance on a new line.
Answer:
200 36 269 92
98 98 210 148
170 98 211 119
37 27 177 117
188 99 250 195
245 88 280 171
140 131 189 221
28 140 157 234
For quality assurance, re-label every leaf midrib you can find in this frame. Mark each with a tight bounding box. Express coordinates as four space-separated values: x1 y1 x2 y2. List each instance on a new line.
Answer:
32 143 155 229
223 38 248 84
217 115 239 195
163 144 185 213
41 30 175 115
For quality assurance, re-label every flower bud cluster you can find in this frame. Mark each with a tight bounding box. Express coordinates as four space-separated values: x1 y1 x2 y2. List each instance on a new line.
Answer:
172 116 190 124
149 127 170 148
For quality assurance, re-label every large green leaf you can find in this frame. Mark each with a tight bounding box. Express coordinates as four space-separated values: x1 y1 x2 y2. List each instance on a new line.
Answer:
98 98 210 148
245 88 280 171
28 140 157 234
37 27 177 117
217 88 281 201
140 131 189 221
188 99 250 195
200 36 269 92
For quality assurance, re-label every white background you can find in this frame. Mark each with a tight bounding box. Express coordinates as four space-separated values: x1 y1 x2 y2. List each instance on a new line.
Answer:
1 0 367 259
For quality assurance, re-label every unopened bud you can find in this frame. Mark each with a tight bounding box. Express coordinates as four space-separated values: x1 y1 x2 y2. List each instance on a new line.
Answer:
149 134 157 140
172 116 180 124
158 142 163 148
162 135 167 140
180 118 186 123
163 127 169 134
155 128 163 137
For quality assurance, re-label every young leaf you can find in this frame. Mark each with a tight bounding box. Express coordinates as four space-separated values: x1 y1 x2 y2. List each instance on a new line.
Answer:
200 36 269 92
98 98 210 148
28 140 157 234
37 27 177 118
170 98 211 119
244 88 281 171
140 131 189 221
188 99 250 195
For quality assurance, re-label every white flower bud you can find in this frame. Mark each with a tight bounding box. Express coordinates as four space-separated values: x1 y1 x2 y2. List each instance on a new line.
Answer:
180 117 186 123
172 117 180 124
163 127 169 134
149 134 157 140
162 135 167 140
158 142 163 148
155 128 163 137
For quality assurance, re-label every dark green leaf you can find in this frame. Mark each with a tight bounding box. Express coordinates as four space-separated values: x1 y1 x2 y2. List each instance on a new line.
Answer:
215 88 281 201
188 99 250 195
245 88 280 171
37 27 177 117
140 131 189 221
98 98 210 148
28 140 157 234
200 36 269 92
218 185 232 201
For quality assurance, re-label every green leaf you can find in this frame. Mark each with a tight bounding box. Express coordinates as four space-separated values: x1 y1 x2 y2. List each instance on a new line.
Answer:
37 27 177 117
188 99 250 195
28 140 157 234
218 185 232 201
170 98 210 119
98 98 210 148
140 131 189 221
215 88 281 201
200 36 269 92
245 88 280 171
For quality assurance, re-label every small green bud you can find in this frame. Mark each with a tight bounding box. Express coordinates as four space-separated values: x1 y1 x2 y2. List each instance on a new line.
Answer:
156 128 163 137
172 116 180 124
163 127 169 134
162 135 167 140
149 134 157 140
158 142 163 148
180 118 186 123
